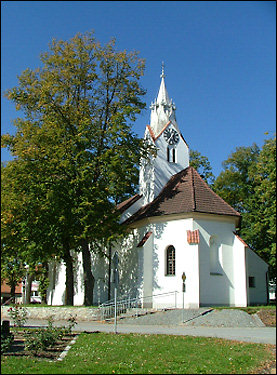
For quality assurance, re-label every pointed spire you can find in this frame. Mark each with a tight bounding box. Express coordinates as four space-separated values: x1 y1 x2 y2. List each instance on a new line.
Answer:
157 62 170 105
149 63 179 136
160 61 165 78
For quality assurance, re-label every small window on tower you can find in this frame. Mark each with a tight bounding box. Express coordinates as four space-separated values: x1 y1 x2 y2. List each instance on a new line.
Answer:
167 147 176 163
172 148 176 163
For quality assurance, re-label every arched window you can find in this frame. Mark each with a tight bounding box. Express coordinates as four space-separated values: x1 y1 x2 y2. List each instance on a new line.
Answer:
209 235 222 274
166 245 176 276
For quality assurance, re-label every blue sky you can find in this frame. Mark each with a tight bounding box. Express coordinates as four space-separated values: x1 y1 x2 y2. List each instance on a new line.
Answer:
1 1 276 177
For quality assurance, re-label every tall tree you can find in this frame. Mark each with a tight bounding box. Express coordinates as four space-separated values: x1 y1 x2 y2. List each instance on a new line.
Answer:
2 31 152 305
213 138 276 279
212 144 260 212
247 136 276 280
189 149 215 185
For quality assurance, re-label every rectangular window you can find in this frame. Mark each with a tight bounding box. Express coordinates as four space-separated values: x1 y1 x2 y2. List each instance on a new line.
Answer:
249 276 255 288
167 147 177 163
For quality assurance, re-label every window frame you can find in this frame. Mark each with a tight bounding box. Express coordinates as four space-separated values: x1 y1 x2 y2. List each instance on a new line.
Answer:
165 245 176 276
167 146 176 163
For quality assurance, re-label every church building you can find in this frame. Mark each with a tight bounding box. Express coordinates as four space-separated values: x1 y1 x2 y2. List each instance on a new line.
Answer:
47 67 269 308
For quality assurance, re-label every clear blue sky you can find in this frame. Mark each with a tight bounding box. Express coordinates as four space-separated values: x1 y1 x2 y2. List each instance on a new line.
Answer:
1 1 276 177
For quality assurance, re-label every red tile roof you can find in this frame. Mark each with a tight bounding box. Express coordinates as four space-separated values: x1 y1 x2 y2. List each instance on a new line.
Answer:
117 194 142 213
123 166 241 225
187 229 200 244
1 280 22 294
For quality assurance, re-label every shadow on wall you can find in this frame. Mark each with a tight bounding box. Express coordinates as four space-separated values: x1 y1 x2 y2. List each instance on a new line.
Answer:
152 222 167 293
117 231 142 300
199 230 234 306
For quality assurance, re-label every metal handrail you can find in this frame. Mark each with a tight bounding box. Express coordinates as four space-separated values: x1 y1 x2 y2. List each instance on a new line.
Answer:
99 291 178 320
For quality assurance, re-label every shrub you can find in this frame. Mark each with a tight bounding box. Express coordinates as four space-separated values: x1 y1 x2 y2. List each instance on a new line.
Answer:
1 333 14 354
23 315 77 355
7 305 27 327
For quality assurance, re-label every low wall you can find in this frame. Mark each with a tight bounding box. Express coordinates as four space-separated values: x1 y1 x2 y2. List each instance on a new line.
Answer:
1 306 101 322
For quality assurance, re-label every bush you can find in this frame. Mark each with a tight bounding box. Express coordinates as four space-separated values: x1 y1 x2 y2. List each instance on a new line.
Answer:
23 315 77 355
7 305 27 327
1 333 14 354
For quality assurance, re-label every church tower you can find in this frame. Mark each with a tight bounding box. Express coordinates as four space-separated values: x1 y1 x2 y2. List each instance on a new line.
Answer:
139 64 190 205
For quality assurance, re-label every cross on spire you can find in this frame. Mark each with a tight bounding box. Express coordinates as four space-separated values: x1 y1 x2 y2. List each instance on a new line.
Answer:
160 62 165 78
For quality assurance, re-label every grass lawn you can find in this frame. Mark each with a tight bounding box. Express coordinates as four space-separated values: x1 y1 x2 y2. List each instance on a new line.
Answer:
1 332 275 374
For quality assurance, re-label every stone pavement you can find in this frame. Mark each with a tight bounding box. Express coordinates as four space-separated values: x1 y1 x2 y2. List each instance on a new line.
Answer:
13 318 276 345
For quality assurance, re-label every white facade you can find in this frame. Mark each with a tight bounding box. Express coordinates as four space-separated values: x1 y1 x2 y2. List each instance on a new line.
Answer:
47 67 269 307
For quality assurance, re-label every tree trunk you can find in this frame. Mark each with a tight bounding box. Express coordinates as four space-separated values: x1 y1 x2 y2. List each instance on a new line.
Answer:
81 239 95 306
64 244 74 306
10 284 16 304
25 273 34 304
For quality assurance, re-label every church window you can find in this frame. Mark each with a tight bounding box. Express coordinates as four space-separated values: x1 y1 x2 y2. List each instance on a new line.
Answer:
166 245 176 276
209 235 222 275
167 147 176 163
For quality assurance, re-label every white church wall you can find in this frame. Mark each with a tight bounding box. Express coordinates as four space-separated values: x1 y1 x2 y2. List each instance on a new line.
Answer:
195 217 239 306
47 261 66 306
90 249 108 305
153 131 189 198
232 235 248 307
150 217 199 308
47 251 85 306
142 230 154 307
119 197 144 224
114 228 144 301
246 247 268 305
73 252 85 305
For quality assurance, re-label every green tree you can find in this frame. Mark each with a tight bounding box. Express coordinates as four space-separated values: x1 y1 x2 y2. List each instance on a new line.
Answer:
213 144 260 212
247 136 276 280
189 149 215 185
1 256 25 304
213 138 276 279
2 31 152 305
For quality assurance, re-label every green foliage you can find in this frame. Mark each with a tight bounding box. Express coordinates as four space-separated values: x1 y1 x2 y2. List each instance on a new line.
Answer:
1 31 153 304
1 256 25 303
189 149 215 185
246 136 276 279
213 143 260 212
213 136 276 278
35 264 50 304
1 333 14 354
7 305 28 327
23 315 78 355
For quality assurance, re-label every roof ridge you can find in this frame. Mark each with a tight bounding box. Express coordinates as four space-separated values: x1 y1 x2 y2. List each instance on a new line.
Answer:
191 167 241 217
191 166 196 211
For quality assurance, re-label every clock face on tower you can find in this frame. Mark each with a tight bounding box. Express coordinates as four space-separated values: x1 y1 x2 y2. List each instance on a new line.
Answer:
163 128 180 145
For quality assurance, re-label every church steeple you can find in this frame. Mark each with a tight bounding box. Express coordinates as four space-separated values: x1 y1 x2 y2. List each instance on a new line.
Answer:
140 65 189 205
149 63 180 137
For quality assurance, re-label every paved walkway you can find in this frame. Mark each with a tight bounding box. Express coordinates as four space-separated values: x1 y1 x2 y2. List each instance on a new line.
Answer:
13 319 276 345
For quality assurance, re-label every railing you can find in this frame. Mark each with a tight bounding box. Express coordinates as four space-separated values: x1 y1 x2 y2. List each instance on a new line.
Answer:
99 291 178 320
1 297 15 306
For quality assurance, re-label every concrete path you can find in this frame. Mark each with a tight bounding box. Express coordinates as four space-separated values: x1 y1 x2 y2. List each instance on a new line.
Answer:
13 319 276 345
